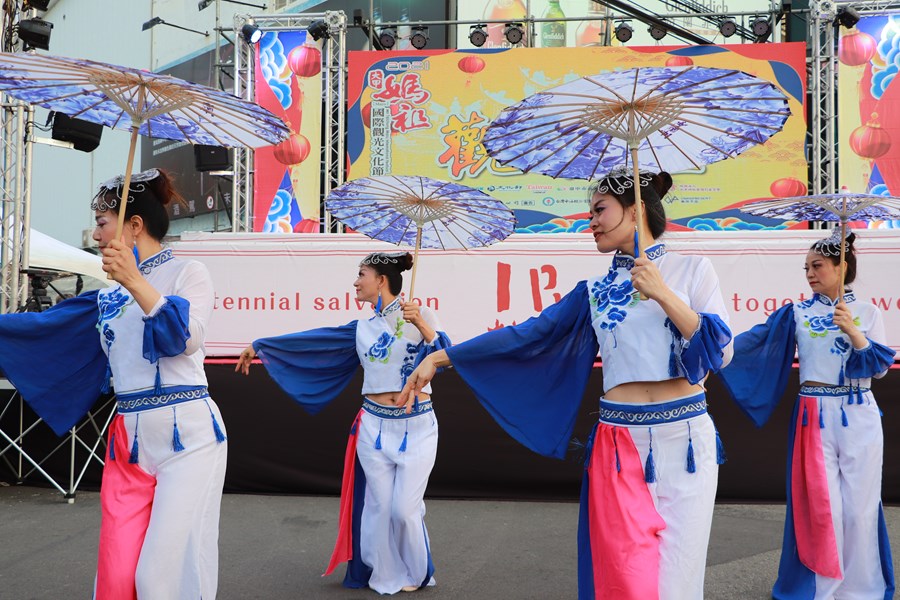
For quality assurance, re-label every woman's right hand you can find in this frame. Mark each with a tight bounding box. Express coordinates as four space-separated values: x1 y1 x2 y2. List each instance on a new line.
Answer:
399 356 437 413
235 345 256 375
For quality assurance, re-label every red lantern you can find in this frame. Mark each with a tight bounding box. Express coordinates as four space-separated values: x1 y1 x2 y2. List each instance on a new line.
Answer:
838 28 877 67
665 56 693 67
293 218 319 233
273 133 311 165
288 44 321 78
361 102 372 128
849 115 892 159
769 177 807 198
458 56 486 74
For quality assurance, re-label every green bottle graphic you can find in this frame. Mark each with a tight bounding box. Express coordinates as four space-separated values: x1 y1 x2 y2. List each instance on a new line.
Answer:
541 0 566 47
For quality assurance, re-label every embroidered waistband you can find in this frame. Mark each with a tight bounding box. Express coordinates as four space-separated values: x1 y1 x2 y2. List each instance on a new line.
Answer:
800 384 870 397
117 386 210 413
362 397 433 419
599 393 707 426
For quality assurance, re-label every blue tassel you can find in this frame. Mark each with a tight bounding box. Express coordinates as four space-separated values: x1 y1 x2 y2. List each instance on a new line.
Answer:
838 363 845 386
856 387 865 405
172 409 185 452
375 293 383 313
686 423 696 473
129 427 140 464
109 432 116 461
841 405 849 427
644 429 656 483
612 428 621 473
374 424 382 450
715 430 726 465
819 402 825 429
211 413 226 443
668 341 678 378
153 363 163 396
802 404 808 427
633 228 639 258
399 431 408 453
100 364 111 394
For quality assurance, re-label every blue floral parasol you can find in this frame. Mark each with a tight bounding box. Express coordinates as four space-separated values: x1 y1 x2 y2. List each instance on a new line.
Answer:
0 52 289 237
483 66 792 256
325 176 516 297
742 187 900 295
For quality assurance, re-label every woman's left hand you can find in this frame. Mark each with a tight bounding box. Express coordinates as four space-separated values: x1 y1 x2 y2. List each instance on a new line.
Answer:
401 300 422 326
101 238 141 287
630 257 669 300
833 302 859 336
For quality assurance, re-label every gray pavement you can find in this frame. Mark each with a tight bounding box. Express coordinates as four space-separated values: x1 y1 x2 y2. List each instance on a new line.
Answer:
0 484 897 599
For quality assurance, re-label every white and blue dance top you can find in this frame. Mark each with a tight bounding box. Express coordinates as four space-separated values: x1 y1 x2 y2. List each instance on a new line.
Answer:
720 291 895 426
252 297 450 412
445 243 734 459
0 248 212 433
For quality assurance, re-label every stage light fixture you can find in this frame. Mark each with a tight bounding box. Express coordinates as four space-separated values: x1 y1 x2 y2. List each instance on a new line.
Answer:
648 24 667 40
378 27 396 49
199 0 266 10
469 24 487 47
143 16 208 36
24 0 50 11
18 17 52 50
719 17 737 38
240 23 262 44
614 21 633 43
50 111 103 153
504 22 524 45
410 26 429 49
836 6 860 28
751 16 771 38
307 19 330 41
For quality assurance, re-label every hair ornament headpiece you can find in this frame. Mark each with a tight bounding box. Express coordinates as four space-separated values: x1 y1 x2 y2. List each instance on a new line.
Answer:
360 251 407 267
813 227 850 258
595 166 654 196
91 168 161 211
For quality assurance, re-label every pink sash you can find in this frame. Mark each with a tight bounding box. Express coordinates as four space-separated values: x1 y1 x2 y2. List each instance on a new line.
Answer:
323 410 363 576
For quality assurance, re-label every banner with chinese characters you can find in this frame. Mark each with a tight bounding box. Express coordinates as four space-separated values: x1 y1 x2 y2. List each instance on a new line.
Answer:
838 15 900 231
171 230 900 356
347 44 808 233
253 31 323 233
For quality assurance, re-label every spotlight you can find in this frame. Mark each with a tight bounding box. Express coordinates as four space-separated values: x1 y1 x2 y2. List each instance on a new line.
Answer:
751 16 771 38
143 17 209 36
410 26 429 49
614 21 633 43
240 23 262 44
648 24 667 40
307 19 330 41
378 27 396 49
18 17 52 50
719 17 737 38
469 24 487 47
198 0 213 9
24 0 50 10
504 22 524 45
836 6 860 28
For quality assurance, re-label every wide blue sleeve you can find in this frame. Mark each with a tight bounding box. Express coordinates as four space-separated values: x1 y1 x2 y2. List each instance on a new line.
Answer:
0 291 108 436
253 321 360 415
677 313 733 385
717 303 796 427
846 340 896 379
142 296 191 362
447 281 599 459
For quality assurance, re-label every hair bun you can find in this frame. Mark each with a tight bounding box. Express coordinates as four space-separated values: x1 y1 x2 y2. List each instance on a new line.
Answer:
398 252 414 272
845 231 857 247
653 172 673 198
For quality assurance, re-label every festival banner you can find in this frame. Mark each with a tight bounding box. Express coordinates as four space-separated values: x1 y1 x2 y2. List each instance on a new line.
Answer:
838 15 900 230
347 44 808 233
253 31 323 233
171 230 900 357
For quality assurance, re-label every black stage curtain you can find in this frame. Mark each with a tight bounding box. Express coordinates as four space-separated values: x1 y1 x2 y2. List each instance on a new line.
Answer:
2 365 898 502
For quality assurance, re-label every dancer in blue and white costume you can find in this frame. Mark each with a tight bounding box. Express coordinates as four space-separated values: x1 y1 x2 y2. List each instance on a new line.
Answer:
236 251 450 595
720 230 895 599
399 171 733 600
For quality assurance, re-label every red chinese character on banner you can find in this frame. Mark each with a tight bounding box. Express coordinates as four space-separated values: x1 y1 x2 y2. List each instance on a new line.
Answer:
496 262 562 314
369 72 432 133
391 101 430 134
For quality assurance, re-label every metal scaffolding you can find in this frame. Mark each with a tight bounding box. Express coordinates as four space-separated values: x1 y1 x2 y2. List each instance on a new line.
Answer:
229 11 347 233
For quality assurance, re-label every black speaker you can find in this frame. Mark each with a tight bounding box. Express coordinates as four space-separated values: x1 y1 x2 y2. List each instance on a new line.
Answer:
50 112 102 153
194 145 231 172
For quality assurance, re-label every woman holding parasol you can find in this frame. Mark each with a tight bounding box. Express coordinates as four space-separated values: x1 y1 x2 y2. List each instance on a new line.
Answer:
399 168 734 599
719 228 895 598
236 251 450 594
0 169 228 599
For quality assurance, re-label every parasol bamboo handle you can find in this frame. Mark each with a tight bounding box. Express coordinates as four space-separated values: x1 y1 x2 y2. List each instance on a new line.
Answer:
839 217 847 300
408 226 423 302
630 146 649 301
108 125 140 280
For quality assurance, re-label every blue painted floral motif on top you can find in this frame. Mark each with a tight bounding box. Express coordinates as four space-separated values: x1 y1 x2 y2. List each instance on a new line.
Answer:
400 343 419 386
831 336 851 355
97 287 133 327
590 269 639 346
365 318 406 364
